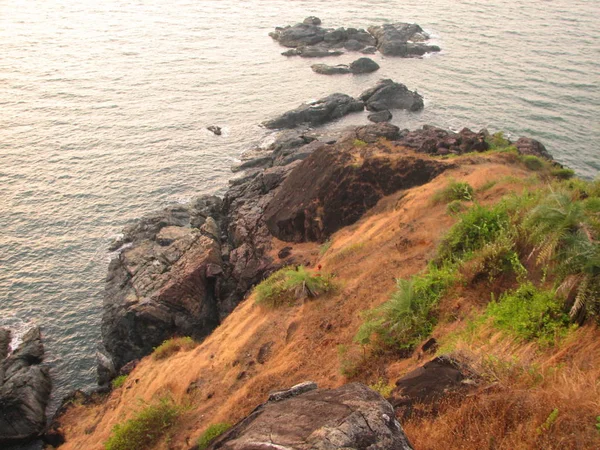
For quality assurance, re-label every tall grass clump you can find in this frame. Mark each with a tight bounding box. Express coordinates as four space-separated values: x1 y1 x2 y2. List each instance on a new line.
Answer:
153 336 196 360
487 131 519 153
197 423 232 450
254 266 333 307
111 375 128 389
355 263 457 352
104 398 180 450
432 180 474 204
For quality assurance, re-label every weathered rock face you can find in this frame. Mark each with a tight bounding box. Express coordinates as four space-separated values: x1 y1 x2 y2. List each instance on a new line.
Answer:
514 137 553 160
264 132 453 242
360 79 424 112
0 327 52 445
207 383 414 450
263 93 364 129
368 23 441 57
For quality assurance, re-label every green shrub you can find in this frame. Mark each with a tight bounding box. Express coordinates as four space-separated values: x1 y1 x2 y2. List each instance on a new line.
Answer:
111 375 128 389
437 203 510 263
198 423 232 450
477 180 498 192
355 263 457 351
488 131 511 150
369 379 394 398
433 181 474 204
153 336 196 360
353 139 367 148
319 239 332 256
551 167 575 179
255 266 334 307
520 155 545 171
485 283 570 346
104 398 180 450
446 200 466 215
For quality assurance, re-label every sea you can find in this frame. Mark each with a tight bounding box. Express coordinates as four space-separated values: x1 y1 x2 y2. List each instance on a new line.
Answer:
1 0 599 420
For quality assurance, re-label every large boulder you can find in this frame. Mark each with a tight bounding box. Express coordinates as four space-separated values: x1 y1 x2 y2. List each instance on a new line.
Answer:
368 110 392 123
270 21 327 48
514 137 553 160
263 93 364 129
368 23 441 57
360 79 424 112
0 326 52 445
207 383 414 450
349 57 380 74
264 135 453 242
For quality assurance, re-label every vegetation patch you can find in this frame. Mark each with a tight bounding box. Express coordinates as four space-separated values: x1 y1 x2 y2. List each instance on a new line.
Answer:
111 375 128 389
197 423 232 450
486 131 519 153
446 200 466 215
104 398 180 450
520 155 546 171
329 242 366 263
369 378 394 398
319 239 332 256
432 180 474 204
153 336 196 360
353 139 368 148
550 167 575 180
254 265 334 307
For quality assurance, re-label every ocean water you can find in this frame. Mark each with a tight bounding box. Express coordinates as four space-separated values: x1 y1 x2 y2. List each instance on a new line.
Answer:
1 0 599 413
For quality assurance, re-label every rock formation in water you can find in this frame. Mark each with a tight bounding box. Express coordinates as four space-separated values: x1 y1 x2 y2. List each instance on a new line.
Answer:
311 57 380 76
270 17 440 58
360 79 424 112
207 382 414 450
0 326 52 445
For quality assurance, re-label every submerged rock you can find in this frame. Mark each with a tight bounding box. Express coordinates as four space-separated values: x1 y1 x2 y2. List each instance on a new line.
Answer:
0 326 52 445
206 383 414 450
349 57 380 74
263 93 364 129
360 79 424 112
368 23 441 57
207 125 222 136
368 109 393 123
311 63 351 75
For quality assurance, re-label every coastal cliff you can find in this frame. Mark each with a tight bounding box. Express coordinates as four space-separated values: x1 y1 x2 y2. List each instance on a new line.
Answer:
52 124 600 449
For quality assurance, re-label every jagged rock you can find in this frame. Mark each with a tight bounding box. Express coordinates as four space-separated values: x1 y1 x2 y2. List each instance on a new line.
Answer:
395 125 493 155
349 57 380 74
515 137 552 160
207 125 222 136
270 22 327 48
263 93 364 129
368 110 392 123
207 383 414 450
311 64 351 75
355 123 400 143
264 138 453 242
360 79 424 112
0 326 51 445
368 23 441 57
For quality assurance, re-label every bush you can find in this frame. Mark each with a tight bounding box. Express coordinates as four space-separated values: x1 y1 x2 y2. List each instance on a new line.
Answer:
485 283 570 346
111 375 128 389
353 139 368 148
369 379 394 398
198 423 232 450
447 200 466 215
104 398 180 450
255 266 334 307
520 155 545 171
551 167 575 180
355 263 457 351
433 181 474 204
153 336 196 360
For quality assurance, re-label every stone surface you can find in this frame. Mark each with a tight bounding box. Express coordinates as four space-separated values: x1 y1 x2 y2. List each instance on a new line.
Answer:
368 23 441 57
311 63 351 75
206 383 414 450
264 137 453 242
0 328 10 361
349 57 380 74
360 79 424 112
0 326 52 445
515 137 553 160
263 93 364 129
368 110 392 123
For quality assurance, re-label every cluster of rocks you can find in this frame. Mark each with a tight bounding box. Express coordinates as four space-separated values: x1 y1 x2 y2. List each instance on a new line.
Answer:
0 326 51 445
311 56 380 75
270 17 440 58
263 79 423 129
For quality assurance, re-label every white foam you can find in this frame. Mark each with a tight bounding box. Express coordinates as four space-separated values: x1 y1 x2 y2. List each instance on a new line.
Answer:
0 316 35 356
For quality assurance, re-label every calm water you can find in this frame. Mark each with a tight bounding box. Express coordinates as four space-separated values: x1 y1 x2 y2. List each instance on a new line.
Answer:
1 0 599 411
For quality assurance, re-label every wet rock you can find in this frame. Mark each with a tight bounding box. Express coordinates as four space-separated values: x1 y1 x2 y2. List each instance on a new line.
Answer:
207 125 222 136
0 328 10 361
368 23 441 57
263 93 364 129
278 247 292 259
311 63 351 75
206 383 414 450
0 326 51 445
264 138 453 242
349 57 380 74
368 110 392 123
360 79 424 112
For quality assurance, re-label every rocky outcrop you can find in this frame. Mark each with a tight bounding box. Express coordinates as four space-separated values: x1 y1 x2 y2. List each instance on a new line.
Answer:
360 79 424 112
0 326 52 445
311 57 379 76
207 382 414 450
368 110 392 123
368 23 441 57
263 93 364 129
270 18 439 58
264 129 454 242
514 137 553 160
311 64 351 75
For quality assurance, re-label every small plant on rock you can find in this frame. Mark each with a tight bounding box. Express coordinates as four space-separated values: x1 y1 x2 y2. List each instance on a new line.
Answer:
111 375 128 389
255 266 334 307
198 423 232 450
152 336 196 360
432 180 474 204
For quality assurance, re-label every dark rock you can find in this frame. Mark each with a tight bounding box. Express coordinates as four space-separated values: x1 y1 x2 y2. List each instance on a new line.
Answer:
297 45 344 58
264 138 453 242
420 337 438 354
344 39 365 51
355 123 400 143
206 383 414 450
0 326 51 445
368 110 392 123
368 23 441 57
231 155 273 173
515 137 552 160
281 48 300 57
303 16 321 26
0 328 10 361
268 381 317 402
271 23 327 48
207 125 222 136
361 46 378 54
323 27 348 45
311 64 351 75
349 57 380 74
277 247 292 259
118 359 139 376
360 79 424 112
263 93 364 129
